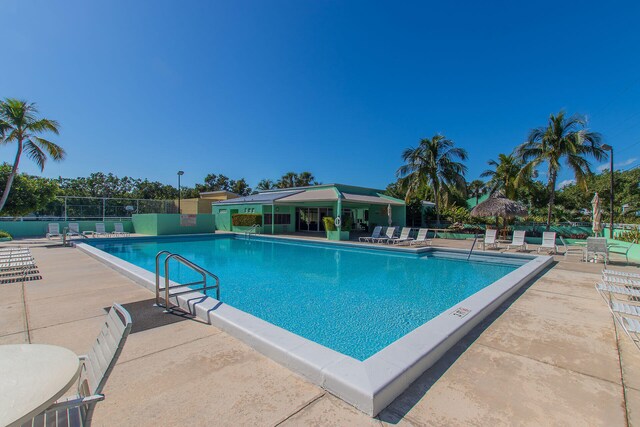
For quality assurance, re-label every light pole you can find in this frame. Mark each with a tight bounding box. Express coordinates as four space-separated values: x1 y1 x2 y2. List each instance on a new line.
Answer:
177 171 184 213
602 144 614 238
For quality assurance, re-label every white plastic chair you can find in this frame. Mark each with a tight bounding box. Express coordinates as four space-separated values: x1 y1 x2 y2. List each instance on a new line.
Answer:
373 226 397 243
67 223 81 237
26 304 133 427
359 226 382 242
537 232 557 254
480 229 498 250
95 223 108 237
46 223 61 239
389 227 413 245
506 230 527 251
410 228 432 246
112 223 130 236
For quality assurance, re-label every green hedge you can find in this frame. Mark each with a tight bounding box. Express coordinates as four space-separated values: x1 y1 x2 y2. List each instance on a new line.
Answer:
232 213 262 227
322 216 353 231
0 230 11 239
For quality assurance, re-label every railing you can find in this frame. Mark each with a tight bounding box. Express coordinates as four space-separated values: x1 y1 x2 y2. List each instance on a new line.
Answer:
155 251 220 312
467 233 479 260
244 224 261 239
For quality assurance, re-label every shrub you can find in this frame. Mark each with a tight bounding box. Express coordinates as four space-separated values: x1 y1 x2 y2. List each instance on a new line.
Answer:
322 216 352 232
618 229 640 244
232 213 262 227
0 230 11 239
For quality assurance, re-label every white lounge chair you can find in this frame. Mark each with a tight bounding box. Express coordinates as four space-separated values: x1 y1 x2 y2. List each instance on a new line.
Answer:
113 223 130 236
389 227 413 245
601 275 640 288
585 237 608 263
410 228 432 246
506 230 527 251
480 229 498 250
28 304 133 427
559 236 584 258
595 282 640 299
46 223 61 239
0 259 36 271
603 269 640 280
359 226 383 243
537 232 557 254
373 226 397 243
67 222 81 237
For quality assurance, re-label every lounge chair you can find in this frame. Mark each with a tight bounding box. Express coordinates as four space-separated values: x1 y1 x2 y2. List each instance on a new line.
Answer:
373 226 397 243
359 226 383 243
479 229 498 250
585 237 608 263
601 275 640 288
608 243 632 264
595 282 640 299
410 228 432 246
506 230 527 251
603 269 640 280
537 232 557 254
0 259 36 271
84 223 109 237
67 222 81 237
113 223 130 236
28 304 133 427
389 227 413 245
559 236 584 258
46 223 61 239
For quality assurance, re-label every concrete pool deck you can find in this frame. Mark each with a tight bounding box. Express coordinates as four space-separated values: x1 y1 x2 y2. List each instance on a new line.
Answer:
1 237 639 426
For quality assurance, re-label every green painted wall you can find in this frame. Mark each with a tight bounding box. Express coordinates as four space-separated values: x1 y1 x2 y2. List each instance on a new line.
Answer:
0 220 134 238
131 214 215 236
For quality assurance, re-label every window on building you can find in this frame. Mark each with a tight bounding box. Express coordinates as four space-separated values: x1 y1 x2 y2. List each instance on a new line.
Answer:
264 213 291 225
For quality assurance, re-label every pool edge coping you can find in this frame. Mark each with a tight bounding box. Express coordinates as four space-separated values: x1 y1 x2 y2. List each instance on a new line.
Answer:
75 235 553 416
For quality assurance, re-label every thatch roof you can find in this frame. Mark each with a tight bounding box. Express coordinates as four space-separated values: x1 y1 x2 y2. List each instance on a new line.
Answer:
470 193 528 218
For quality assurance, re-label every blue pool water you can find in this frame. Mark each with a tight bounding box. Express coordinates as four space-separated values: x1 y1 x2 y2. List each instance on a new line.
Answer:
91 236 520 360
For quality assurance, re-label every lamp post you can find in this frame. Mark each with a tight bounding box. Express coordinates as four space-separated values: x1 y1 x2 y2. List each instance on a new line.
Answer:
177 171 184 213
602 144 614 238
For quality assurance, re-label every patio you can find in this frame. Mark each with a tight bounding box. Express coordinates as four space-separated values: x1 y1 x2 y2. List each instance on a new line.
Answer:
0 237 638 426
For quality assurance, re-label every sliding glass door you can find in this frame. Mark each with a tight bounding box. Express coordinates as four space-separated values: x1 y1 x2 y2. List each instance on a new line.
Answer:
296 207 333 232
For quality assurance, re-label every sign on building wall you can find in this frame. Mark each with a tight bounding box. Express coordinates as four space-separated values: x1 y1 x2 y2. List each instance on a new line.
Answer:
180 214 197 226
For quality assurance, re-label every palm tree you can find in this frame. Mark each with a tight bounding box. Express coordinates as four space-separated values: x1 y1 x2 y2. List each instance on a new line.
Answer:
256 179 275 191
516 111 605 229
397 134 468 225
296 171 318 187
480 154 522 199
0 99 65 212
277 172 298 188
467 179 486 205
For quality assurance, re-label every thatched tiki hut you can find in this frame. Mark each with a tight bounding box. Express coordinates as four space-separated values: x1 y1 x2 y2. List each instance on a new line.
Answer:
470 193 528 231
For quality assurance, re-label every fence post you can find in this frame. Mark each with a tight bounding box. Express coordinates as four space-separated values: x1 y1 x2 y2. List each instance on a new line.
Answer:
102 198 106 222
64 197 67 221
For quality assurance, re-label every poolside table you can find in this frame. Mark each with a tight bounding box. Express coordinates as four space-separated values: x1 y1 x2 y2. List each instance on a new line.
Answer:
0 344 80 427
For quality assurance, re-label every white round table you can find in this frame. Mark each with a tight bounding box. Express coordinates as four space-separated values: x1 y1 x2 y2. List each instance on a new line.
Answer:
0 344 80 427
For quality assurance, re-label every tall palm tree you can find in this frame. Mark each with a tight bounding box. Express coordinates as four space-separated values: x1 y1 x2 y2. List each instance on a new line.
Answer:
296 171 318 187
277 172 298 188
397 134 468 225
256 179 276 191
467 179 486 205
0 99 65 212
516 111 605 229
480 154 522 199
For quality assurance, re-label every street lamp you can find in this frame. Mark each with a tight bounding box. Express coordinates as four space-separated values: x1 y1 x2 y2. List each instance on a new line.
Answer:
602 144 614 238
177 171 184 213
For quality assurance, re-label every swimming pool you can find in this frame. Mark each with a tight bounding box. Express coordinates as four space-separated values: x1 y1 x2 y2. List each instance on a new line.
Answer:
90 235 517 360
79 234 552 415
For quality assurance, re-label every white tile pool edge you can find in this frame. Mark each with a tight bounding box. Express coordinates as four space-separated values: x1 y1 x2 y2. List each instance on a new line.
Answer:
75 238 553 416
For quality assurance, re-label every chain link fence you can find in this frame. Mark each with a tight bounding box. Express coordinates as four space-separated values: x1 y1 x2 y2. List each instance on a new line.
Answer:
0 196 178 221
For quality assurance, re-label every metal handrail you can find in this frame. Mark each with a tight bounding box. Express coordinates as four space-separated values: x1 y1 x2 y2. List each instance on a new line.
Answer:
154 251 220 312
467 233 479 260
244 224 261 239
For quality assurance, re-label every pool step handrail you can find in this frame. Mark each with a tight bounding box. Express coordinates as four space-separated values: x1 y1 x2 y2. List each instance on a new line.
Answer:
154 251 220 311
467 233 479 260
244 224 261 239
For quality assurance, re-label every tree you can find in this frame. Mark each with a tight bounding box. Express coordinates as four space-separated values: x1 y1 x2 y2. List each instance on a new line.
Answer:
396 134 468 224
0 99 65 212
277 172 298 188
516 111 606 229
296 171 318 187
230 178 252 196
134 180 179 199
480 154 522 199
467 179 486 204
60 173 139 198
0 163 59 216
256 179 276 191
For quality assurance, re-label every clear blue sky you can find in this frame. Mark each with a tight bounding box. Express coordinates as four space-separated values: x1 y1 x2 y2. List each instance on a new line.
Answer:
1 1 639 190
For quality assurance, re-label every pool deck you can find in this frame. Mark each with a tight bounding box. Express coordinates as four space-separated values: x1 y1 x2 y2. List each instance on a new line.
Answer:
1 235 639 426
